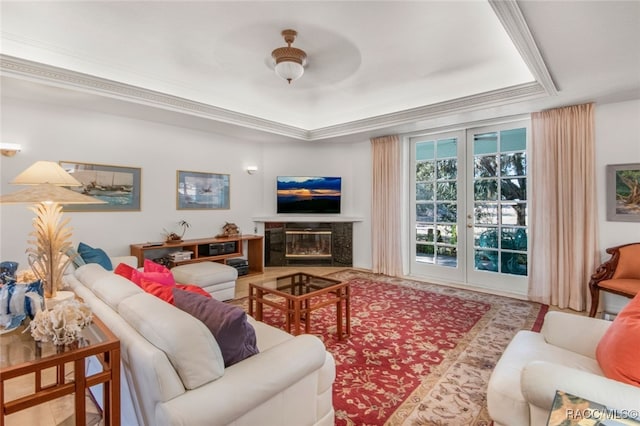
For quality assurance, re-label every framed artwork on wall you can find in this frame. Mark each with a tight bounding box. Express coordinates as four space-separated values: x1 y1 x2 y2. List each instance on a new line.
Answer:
59 161 142 212
177 170 230 210
606 163 640 222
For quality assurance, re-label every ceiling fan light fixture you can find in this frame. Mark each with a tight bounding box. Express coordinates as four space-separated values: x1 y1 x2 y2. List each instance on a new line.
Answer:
272 29 307 84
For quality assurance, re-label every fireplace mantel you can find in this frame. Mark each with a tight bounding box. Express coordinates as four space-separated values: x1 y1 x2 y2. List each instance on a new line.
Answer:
253 216 363 223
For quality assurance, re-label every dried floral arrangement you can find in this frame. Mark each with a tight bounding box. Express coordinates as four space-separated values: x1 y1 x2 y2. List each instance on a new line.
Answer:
29 299 92 345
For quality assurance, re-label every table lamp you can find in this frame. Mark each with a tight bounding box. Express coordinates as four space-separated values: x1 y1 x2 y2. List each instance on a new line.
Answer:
0 161 105 299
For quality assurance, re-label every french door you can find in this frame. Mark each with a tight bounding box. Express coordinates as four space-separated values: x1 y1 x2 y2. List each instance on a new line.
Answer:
410 120 529 297
410 131 466 282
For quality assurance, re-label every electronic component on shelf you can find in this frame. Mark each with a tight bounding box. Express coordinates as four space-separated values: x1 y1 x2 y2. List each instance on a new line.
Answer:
208 242 237 255
226 258 249 275
167 251 193 262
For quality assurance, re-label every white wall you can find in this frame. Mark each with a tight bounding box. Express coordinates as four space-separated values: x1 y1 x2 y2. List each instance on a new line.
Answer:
1 98 263 265
0 97 373 269
594 99 640 313
259 141 372 269
2 96 637 303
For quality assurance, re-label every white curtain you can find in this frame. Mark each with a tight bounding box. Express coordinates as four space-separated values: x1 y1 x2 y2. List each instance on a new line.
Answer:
371 135 403 276
529 103 599 310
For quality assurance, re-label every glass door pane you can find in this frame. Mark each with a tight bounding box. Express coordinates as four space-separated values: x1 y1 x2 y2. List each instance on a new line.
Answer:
466 122 529 296
411 131 465 282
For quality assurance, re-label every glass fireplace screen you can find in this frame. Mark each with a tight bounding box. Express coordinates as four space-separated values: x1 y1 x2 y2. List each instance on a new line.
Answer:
285 231 332 258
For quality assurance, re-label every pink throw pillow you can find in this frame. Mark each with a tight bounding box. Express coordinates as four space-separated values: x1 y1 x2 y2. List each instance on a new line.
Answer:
130 260 175 286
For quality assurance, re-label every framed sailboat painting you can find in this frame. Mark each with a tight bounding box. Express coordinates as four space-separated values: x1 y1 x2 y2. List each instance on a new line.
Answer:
176 170 230 210
59 161 142 211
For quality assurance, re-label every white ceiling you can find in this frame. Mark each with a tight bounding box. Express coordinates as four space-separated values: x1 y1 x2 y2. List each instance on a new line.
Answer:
1 1 639 143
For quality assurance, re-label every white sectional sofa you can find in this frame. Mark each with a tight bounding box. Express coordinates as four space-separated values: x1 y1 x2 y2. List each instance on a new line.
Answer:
65 259 336 426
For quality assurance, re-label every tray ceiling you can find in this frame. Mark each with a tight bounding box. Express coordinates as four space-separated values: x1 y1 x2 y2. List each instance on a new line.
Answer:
1 1 638 142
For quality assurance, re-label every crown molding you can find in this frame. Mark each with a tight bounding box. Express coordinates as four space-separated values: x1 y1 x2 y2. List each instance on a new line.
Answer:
309 82 546 140
1 53 550 142
489 0 558 96
0 54 310 140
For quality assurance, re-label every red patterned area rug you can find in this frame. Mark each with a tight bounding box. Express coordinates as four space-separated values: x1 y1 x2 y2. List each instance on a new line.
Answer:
237 270 547 426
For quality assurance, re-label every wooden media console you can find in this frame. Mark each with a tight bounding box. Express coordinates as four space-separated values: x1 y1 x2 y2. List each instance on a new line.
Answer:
130 235 264 276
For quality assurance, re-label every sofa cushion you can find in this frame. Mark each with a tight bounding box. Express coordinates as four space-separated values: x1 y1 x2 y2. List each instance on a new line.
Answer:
173 288 259 367
75 263 115 293
596 293 640 387
91 274 143 312
78 242 113 270
248 316 293 352
171 262 237 287
612 244 640 279
598 278 640 295
118 292 225 389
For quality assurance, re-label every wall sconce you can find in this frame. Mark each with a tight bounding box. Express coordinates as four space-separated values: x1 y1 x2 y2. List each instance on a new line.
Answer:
246 166 258 175
1 143 22 157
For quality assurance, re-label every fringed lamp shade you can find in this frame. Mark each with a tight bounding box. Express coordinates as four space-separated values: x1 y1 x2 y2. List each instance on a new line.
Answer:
11 161 82 186
0 184 101 204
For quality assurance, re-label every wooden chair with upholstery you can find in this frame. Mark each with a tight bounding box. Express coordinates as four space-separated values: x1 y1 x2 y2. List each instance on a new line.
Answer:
589 242 640 317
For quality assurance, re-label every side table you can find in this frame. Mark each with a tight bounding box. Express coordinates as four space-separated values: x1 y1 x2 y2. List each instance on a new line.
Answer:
0 315 121 426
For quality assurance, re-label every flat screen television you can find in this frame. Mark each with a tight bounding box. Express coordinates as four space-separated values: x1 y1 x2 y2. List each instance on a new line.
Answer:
277 176 342 214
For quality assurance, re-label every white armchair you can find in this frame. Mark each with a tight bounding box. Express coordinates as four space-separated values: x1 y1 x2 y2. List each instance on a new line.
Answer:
487 311 640 426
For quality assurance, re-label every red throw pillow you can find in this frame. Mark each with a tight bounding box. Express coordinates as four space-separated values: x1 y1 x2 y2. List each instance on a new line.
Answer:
139 279 175 303
130 260 175 286
176 284 212 299
139 279 212 304
596 292 640 387
114 262 136 281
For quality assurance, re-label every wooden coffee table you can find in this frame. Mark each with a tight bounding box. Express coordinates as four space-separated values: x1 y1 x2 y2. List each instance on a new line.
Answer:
248 272 350 340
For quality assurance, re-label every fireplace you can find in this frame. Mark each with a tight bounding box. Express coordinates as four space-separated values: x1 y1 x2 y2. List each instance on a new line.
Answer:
286 230 332 259
265 222 352 267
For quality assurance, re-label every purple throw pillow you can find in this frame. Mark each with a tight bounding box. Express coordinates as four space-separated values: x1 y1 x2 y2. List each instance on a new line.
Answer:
172 288 259 367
